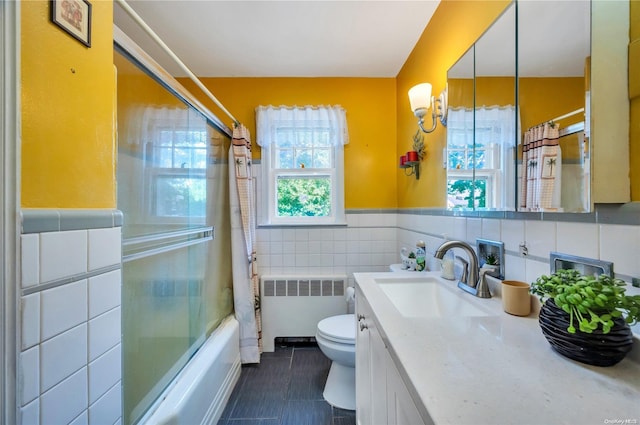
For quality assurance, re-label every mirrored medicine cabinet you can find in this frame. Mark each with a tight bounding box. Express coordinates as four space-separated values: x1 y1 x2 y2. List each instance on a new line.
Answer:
445 0 630 213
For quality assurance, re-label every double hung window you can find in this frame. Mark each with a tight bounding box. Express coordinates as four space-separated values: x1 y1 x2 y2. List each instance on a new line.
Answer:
446 106 516 209
256 105 348 225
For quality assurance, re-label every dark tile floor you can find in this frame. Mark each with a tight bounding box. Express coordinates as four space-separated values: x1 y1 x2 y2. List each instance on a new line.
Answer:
218 343 356 425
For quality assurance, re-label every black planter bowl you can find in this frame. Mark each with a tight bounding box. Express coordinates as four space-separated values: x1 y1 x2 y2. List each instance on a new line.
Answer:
538 300 634 367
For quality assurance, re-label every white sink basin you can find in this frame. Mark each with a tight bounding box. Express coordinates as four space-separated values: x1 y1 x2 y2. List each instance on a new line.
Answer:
376 277 491 318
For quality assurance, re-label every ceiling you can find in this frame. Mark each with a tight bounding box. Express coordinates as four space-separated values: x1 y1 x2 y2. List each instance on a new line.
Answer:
113 0 440 78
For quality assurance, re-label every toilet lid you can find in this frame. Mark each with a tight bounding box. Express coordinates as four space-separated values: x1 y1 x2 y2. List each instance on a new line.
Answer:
317 314 355 344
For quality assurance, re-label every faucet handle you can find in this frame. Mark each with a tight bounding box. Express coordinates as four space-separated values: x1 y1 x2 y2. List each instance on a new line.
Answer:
456 255 469 284
476 268 492 298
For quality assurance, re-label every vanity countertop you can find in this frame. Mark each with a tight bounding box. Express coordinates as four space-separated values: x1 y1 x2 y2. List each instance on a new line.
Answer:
354 271 640 425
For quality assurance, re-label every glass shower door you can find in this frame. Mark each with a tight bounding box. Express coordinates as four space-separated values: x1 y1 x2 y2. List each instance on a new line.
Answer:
115 47 233 425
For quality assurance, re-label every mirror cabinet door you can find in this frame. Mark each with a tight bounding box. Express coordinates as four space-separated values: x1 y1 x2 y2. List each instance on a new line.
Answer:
446 46 475 209
446 3 516 211
517 1 591 212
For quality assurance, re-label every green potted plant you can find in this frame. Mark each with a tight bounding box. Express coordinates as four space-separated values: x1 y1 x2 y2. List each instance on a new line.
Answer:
481 252 500 277
530 269 640 366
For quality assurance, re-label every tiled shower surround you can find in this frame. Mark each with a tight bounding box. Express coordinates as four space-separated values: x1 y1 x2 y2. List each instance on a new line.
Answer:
18 210 123 425
15 204 640 424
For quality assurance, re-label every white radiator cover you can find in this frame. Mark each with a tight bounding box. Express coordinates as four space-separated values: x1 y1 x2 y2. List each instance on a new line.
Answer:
260 275 349 352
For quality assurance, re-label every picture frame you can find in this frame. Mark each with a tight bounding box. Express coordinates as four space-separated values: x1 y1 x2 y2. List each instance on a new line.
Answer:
50 0 92 48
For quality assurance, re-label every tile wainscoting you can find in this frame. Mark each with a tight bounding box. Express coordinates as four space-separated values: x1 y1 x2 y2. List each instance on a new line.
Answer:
256 205 640 335
18 210 123 425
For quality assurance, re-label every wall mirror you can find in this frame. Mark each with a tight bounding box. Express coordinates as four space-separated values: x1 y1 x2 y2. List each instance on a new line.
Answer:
517 1 590 213
446 3 516 210
446 0 592 212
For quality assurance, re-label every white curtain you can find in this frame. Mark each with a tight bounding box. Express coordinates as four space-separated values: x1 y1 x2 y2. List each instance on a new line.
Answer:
255 105 349 147
229 124 261 363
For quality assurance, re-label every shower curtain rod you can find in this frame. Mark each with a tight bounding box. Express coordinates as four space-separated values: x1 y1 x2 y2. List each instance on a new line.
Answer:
549 107 585 123
115 0 239 126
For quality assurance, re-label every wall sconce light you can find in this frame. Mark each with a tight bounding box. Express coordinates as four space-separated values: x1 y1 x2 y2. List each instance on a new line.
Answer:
399 130 425 180
408 83 448 133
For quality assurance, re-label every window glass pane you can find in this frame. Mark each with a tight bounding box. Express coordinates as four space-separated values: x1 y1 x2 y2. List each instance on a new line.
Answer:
314 130 331 147
448 150 466 170
473 148 486 169
152 147 174 168
155 176 206 217
158 130 174 146
276 148 294 169
295 149 313 169
447 178 486 209
313 148 331 168
276 176 331 217
275 129 295 148
297 130 314 148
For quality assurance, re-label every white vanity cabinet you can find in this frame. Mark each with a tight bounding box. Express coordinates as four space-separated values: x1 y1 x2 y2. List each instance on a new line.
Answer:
385 352 426 425
355 286 427 425
355 287 387 425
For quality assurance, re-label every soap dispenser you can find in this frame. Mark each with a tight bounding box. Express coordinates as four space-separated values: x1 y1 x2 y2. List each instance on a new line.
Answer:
440 236 455 280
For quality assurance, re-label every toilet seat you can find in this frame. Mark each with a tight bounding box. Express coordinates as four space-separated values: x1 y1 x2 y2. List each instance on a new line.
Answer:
317 314 355 345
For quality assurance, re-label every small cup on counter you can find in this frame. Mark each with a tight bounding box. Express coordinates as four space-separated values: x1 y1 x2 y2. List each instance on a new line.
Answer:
501 280 532 316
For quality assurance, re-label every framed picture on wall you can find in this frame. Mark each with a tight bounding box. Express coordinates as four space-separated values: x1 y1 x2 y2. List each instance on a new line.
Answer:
50 0 92 47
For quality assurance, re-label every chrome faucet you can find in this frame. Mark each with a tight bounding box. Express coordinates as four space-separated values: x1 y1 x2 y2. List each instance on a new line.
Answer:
434 240 491 298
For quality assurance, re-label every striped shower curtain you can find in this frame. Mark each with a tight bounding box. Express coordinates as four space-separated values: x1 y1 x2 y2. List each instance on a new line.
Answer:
229 124 262 363
519 121 562 211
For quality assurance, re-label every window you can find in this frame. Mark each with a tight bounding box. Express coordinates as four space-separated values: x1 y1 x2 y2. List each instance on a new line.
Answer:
256 105 348 225
140 107 209 220
446 106 516 209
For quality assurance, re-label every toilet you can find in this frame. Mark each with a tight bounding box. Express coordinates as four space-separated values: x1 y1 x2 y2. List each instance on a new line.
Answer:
316 313 356 410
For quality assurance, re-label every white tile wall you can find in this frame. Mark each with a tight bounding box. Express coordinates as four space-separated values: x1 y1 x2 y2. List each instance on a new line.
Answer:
18 212 639 425
599 224 640 277
88 271 121 319
88 228 122 271
20 399 39 425
88 344 121 404
40 230 87 282
524 220 556 258
21 293 40 350
41 280 87 341
316 213 640 325
40 323 87 393
20 346 39 405
556 221 599 259
257 214 397 281
88 308 121 362
40 368 88 425
19 226 122 425
21 234 39 288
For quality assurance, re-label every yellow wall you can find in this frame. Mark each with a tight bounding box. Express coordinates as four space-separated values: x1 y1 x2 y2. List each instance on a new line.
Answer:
19 0 638 208
396 0 512 208
178 77 398 209
21 0 115 208
631 0 640 200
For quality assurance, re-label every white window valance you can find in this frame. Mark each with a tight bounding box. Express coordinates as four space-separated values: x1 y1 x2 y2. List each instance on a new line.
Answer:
255 105 349 147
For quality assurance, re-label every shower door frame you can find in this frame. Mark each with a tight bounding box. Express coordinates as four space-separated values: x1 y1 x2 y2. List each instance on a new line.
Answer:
1 1 19 424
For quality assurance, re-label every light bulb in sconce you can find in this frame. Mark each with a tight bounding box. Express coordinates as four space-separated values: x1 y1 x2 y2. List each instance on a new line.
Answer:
408 82 448 133
408 83 432 118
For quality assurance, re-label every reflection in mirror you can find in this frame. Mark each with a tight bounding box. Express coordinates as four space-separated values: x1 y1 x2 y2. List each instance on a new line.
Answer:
517 1 590 212
446 3 516 210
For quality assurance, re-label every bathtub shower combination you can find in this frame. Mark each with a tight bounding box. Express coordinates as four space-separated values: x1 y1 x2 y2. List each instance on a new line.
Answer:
115 31 240 424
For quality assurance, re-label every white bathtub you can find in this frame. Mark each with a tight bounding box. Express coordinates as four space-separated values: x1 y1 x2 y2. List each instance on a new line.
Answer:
141 315 241 425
